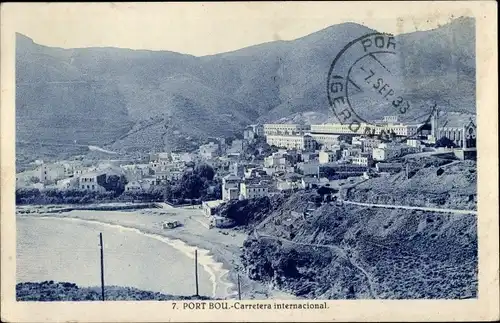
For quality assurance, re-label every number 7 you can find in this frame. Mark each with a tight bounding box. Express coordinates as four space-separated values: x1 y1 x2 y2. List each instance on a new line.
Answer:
172 302 177 309
360 66 375 82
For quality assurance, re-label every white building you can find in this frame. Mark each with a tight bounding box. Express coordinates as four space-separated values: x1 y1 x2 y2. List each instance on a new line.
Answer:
372 142 406 161
266 135 315 151
263 124 310 136
222 174 241 201
79 172 107 192
240 182 269 200
37 163 66 183
352 156 371 167
202 200 226 217
199 142 220 160
319 151 338 164
406 139 422 149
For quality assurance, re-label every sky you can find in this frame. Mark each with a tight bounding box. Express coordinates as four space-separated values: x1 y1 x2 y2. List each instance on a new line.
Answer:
5 2 477 56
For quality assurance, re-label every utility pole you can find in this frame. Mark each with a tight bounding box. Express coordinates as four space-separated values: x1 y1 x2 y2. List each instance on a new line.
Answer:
237 274 242 301
99 233 105 301
194 249 199 296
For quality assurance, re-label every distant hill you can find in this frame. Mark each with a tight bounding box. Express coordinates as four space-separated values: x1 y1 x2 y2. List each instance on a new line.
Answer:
16 17 475 157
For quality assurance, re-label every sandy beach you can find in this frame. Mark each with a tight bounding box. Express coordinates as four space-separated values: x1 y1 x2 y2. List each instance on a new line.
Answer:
17 204 297 300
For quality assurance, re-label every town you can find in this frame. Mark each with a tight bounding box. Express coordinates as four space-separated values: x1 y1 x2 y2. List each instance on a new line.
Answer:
16 112 477 228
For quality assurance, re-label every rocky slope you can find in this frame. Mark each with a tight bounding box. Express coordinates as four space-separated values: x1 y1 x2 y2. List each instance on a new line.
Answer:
240 159 477 299
241 191 477 299
345 159 477 210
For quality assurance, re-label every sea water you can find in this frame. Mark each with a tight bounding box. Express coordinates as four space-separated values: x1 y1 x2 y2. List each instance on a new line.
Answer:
17 216 216 298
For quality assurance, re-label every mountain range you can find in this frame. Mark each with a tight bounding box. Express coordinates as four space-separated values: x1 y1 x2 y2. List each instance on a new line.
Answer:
16 17 475 155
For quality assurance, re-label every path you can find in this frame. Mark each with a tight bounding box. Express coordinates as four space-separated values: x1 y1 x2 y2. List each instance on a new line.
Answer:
343 201 477 215
253 230 378 299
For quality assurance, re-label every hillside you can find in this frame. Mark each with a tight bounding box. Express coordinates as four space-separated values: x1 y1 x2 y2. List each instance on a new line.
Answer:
345 158 477 210
239 159 477 299
241 192 477 299
16 17 476 158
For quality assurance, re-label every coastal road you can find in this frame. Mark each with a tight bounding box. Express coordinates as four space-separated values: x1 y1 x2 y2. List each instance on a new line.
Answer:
252 230 378 299
342 201 477 215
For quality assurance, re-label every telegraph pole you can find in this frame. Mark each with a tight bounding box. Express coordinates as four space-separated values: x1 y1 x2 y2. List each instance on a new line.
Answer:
99 233 105 301
194 249 199 296
237 274 242 300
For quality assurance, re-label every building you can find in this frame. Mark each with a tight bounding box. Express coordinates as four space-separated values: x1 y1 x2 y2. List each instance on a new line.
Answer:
301 177 320 189
352 156 372 167
199 142 220 160
209 215 236 229
263 124 310 136
266 134 315 151
125 181 143 192
319 151 338 164
342 147 362 160
79 172 107 192
296 161 320 176
240 181 269 200
202 200 226 217
243 127 256 141
229 163 245 178
406 139 422 149
37 163 66 183
57 177 79 190
310 122 422 137
308 133 339 150
222 174 241 201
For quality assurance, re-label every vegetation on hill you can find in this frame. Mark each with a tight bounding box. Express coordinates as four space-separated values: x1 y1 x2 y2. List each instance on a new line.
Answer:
16 281 211 301
16 18 475 160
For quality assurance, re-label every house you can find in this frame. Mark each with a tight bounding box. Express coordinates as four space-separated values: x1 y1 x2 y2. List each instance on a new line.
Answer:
239 181 269 199
301 177 319 189
202 200 226 217
125 180 151 192
37 163 66 183
296 161 320 176
352 155 372 167
209 215 235 229
229 163 245 178
319 151 338 164
199 142 220 160
227 139 245 154
79 172 107 192
276 175 302 191
222 174 241 201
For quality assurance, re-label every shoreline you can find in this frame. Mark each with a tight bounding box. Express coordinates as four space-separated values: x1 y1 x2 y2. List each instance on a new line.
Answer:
17 204 298 300
30 216 236 299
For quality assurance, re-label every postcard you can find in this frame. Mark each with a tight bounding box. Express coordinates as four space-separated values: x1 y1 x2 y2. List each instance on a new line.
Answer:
1 2 498 322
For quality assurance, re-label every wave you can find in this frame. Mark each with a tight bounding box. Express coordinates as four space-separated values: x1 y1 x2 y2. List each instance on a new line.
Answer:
33 216 237 299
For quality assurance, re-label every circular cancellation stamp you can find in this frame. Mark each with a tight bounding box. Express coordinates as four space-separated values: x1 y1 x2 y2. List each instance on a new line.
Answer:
327 32 411 134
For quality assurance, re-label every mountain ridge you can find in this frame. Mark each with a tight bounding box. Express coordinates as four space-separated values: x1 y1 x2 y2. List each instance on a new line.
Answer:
16 17 476 158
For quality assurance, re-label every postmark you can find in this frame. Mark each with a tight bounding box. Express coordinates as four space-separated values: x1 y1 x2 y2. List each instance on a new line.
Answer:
327 33 411 134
